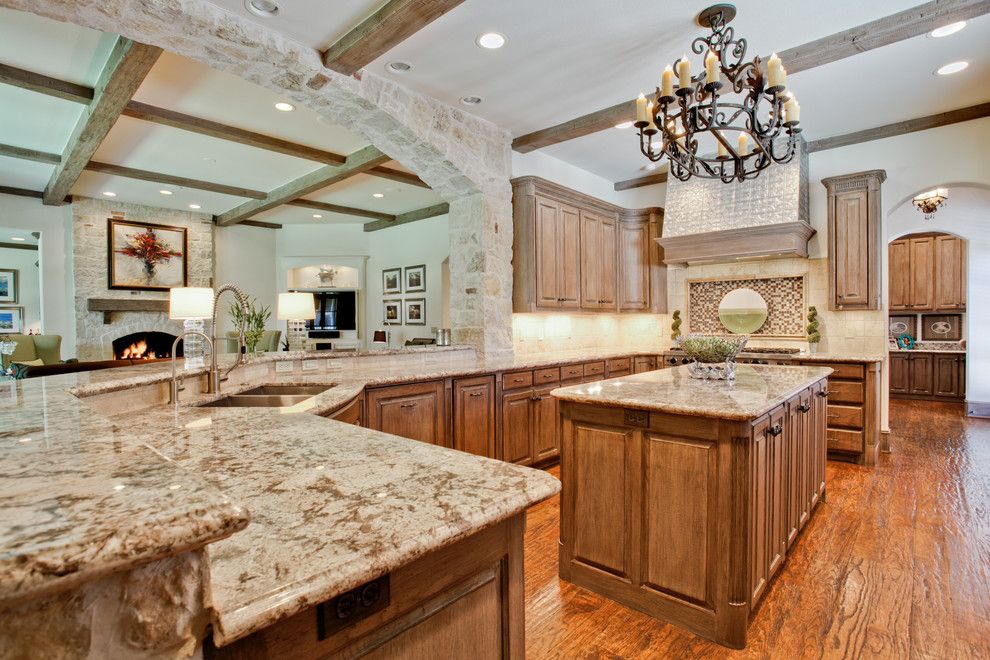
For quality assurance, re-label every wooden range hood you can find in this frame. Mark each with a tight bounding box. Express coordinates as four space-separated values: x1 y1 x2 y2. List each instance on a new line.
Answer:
656 221 816 266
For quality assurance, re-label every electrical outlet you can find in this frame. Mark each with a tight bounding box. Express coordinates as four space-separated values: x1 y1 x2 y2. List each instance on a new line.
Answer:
275 361 294 374
302 360 319 372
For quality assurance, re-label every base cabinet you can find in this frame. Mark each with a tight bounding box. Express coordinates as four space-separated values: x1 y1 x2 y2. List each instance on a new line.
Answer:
366 381 447 447
500 384 560 466
453 376 496 458
890 351 965 401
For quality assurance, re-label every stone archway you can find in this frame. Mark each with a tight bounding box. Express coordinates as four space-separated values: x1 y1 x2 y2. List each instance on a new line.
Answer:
2 0 514 357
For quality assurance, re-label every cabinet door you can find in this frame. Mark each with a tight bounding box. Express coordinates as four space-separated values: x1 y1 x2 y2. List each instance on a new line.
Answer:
934 235 966 310
500 389 534 465
580 211 602 309
600 216 617 308
908 353 934 395
933 355 960 398
832 190 870 308
367 381 446 447
453 376 495 458
811 382 827 503
767 407 787 579
558 204 582 309
888 239 911 310
889 353 910 394
909 237 935 310
633 356 657 373
618 221 650 311
535 197 560 308
785 399 803 548
531 386 559 463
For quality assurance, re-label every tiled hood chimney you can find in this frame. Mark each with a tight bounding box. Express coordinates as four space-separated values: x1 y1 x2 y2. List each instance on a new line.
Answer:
657 138 814 265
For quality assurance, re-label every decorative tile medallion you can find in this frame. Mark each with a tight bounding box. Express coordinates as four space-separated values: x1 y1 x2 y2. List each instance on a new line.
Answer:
688 276 805 337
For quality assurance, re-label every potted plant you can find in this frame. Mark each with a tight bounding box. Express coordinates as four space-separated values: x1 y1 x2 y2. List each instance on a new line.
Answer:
671 310 682 346
807 306 821 353
230 299 272 353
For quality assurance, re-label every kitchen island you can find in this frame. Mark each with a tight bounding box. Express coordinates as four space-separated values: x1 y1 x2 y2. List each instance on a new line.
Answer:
552 364 832 648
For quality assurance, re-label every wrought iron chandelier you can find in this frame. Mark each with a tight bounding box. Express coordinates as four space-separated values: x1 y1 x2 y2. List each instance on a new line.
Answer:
634 4 801 183
912 188 948 219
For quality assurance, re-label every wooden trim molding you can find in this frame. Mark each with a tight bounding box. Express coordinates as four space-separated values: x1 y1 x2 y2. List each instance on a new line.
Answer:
85 161 268 199
967 401 990 418
87 297 169 324
322 0 467 75
287 198 394 222
657 222 817 266
511 175 624 216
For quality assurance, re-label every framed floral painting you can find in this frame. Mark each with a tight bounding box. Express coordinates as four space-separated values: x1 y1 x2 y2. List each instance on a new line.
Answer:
108 219 187 291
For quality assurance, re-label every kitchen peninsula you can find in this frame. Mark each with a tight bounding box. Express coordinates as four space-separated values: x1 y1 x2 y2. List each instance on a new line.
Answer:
552 364 832 648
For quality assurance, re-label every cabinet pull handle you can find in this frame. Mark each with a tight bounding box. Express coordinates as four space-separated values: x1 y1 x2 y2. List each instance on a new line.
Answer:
531 395 543 402
513 377 525 382
400 403 418 409
817 390 830 398
766 424 783 437
798 403 811 413
469 392 484 397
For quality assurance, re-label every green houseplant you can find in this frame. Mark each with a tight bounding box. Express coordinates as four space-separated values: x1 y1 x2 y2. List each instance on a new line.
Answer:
230 298 271 353
807 306 821 353
671 310 682 343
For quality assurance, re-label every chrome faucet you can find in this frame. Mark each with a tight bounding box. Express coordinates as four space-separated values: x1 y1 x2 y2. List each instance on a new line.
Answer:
170 331 214 407
209 284 249 394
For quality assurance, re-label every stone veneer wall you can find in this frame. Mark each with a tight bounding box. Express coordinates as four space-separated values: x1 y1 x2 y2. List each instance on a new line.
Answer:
4 0 514 358
664 139 809 237
73 197 214 361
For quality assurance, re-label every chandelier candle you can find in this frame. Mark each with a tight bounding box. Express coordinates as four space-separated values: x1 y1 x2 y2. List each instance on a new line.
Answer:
633 4 802 182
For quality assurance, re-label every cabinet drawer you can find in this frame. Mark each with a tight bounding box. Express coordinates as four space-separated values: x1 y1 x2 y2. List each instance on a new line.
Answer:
583 361 606 377
827 404 863 429
827 380 864 405
827 428 864 453
534 367 560 384
827 363 865 380
502 370 534 390
560 364 584 381
607 357 631 373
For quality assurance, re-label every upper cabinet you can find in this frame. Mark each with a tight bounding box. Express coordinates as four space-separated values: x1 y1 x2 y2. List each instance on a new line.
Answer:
511 176 666 314
822 170 886 311
889 233 966 312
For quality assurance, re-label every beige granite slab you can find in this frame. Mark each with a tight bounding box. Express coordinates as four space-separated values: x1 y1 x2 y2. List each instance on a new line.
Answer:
552 364 833 420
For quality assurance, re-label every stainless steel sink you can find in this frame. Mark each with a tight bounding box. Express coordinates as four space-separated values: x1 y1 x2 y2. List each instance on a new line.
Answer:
199 384 334 408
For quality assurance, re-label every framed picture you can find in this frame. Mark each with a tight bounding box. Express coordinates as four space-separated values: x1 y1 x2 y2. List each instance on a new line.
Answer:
0 307 24 334
404 298 426 325
108 219 187 291
888 315 916 338
921 314 962 341
382 268 402 295
0 269 17 304
383 299 401 326
404 264 426 293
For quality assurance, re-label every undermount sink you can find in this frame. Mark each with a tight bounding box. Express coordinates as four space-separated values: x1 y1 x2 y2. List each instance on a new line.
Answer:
199 384 335 408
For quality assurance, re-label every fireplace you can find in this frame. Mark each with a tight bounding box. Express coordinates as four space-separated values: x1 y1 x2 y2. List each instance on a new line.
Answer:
112 331 183 360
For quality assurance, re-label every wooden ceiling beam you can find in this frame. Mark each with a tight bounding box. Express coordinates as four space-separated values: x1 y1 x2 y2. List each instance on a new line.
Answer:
0 143 61 165
363 201 449 232
368 165 430 189
614 170 669 191
85 161 268 199
322 0 467 75
513 0 990 153
217 145 391 226
0 241 38 251
239 220 283 230
0 62 94 104
0 185 43 200
43 38 162 206
807 102 990 152
286 198 395 222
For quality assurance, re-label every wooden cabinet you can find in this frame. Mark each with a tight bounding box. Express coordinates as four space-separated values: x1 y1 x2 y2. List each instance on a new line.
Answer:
606 357 632 378
890 233 966 311
890 351 965 401
908 352 934 396
633 356 657 373
796 359 880 466
512 176 666 314
889 353 909 394
366 381 446 447
823 170 885 310
499 370 561 466
327 396 363 426
531 386 560 463
500 389 535 465
452 376 495 459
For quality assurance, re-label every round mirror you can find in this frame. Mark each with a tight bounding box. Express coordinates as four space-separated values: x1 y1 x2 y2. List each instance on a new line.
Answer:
718 288 768 334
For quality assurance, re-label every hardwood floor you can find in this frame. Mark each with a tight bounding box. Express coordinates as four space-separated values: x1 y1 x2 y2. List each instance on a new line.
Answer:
523 400 990 658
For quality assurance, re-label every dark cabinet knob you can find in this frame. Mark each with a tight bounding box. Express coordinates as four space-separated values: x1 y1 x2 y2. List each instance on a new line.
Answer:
817 390 830 398
766 423 783 437
798 403 811 413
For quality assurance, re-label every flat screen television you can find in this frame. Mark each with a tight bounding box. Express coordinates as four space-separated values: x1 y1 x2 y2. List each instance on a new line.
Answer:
304 291 356 332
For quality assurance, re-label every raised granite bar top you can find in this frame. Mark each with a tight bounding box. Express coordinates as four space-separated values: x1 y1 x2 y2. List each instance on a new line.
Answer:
552 364 833 420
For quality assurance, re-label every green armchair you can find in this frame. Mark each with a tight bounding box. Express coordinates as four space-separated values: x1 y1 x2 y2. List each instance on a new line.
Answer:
2 334 68 369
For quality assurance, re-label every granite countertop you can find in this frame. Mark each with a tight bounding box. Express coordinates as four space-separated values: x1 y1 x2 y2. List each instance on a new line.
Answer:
551 364 833 421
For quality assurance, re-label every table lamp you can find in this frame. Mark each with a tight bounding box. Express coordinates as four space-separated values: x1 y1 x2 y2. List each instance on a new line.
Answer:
278 292 316 352
169 287 214 368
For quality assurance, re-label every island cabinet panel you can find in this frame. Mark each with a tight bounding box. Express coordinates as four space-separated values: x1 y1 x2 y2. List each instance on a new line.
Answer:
500 389 535 465
452 376 496 459
207 515 526 660
366 381 447 447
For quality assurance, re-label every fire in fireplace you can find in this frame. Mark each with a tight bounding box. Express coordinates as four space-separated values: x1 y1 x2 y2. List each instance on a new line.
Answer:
112 331 183 360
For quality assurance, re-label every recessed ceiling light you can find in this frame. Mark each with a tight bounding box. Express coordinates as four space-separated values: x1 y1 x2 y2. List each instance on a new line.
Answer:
372 193 385 198
274 101 294 112
931 21 966 38
460 96 483 105
10 237 25 241
614 121 634 130
312 214 323 219
189 204 201 210
644 163 659 171
476 32 506 49
102 191 116 197
386 61 412 74
245 0 278 18
159 189 173 195
936 61 968 75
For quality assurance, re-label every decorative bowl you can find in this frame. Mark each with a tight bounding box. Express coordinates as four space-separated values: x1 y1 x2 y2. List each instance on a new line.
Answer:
678 334 749 381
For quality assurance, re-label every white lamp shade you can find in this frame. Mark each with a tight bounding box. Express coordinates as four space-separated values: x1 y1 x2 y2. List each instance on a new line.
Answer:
169 287 214 320
278 292 316 321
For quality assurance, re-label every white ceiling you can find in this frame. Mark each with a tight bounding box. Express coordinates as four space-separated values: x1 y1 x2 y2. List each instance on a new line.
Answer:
0 227 39 245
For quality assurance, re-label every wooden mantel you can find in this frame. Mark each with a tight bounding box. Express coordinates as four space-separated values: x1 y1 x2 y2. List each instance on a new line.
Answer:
657 222 816 266
87 297 169 324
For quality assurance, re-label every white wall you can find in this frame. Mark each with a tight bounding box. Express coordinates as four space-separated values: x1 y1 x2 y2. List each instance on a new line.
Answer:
214 224 278 337
0 192 74 355
0 245 41 332
512 150 665 209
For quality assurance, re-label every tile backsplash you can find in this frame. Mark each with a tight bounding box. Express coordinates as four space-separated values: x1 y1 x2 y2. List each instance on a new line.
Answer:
688 275 805 337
